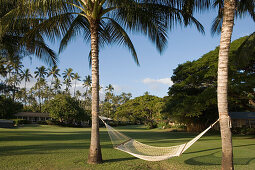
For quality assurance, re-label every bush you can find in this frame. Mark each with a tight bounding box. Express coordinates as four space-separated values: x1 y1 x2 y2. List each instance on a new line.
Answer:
145 121 157 129
246 128 255 135
46 120 59 125
232 127 255 135
12 119 31 126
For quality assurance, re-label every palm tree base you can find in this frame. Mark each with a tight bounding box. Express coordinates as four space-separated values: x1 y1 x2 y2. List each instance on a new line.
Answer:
87 149 103 164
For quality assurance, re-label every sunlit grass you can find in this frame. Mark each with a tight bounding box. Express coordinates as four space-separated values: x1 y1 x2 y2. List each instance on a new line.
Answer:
0 125 254 170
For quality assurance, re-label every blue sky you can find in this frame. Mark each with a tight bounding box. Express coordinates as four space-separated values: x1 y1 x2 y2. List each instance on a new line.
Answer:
22 9 255 98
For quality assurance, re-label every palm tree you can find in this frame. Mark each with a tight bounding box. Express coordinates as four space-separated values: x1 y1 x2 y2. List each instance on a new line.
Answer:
62 68 74 93
73 72 81 96
211 1 255 169
83 75 92 92
20 69 33 106
63 78 72 94
52 78 62 94
48 66 60 90
34 66 48 112
13 0 206 164
0 1 58 66
105 84 114 93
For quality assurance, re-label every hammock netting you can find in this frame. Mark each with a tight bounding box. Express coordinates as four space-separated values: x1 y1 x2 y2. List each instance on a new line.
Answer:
99 116 219 161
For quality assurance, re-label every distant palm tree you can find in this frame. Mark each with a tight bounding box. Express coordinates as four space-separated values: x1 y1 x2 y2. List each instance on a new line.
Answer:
62 68 74 93
52 78 62 94
83 75 92 91
73 72 81 97
63 78 72 94
20 69 33 106
48 66 60 90
105 84 114 93
34 66 48 112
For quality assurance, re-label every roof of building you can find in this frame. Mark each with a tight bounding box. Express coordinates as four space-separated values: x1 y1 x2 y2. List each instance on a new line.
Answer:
14 112 50 117
229 112 255 119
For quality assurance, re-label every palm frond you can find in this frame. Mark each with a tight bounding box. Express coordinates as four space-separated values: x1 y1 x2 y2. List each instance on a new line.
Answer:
104 17 139 65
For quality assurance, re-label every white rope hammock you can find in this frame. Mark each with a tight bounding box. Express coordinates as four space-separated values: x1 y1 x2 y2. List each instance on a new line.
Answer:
99 116 219 161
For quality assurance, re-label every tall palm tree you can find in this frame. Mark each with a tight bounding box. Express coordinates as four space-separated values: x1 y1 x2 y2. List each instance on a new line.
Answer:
62 68 74 93
48 66 60 90
52 78 62 94
12 0 206 164
83 75 92 92
73 72 81 96
105 84 114 93
20 68 33 106
211 1 255 169
34 66 48 112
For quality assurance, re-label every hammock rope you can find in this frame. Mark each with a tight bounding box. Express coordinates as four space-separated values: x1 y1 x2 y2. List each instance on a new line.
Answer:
99 116 219 161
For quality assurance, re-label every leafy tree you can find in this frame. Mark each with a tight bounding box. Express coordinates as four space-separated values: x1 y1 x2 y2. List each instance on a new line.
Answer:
115 94 164 129
166 34 255 131
43 94 90 125
0 95 23 119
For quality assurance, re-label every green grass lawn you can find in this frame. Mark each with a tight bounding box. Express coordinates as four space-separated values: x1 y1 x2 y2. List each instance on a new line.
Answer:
0 125 254 170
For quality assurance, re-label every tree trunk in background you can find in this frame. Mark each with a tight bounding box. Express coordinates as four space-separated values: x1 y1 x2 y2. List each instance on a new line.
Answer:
217 0 235 169
87 18 103 164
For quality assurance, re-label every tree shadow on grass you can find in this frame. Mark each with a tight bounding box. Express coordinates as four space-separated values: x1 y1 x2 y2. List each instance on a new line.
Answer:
184 144 255 166
103 157 137 163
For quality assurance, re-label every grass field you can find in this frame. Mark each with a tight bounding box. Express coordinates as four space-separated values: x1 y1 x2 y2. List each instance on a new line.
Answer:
0 124 254 170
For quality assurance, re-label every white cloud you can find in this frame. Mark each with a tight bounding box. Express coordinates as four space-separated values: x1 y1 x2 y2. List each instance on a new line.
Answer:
143 78 173 86
142 78 173 91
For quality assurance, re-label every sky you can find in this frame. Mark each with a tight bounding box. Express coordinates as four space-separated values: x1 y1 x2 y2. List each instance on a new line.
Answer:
22 8 255 99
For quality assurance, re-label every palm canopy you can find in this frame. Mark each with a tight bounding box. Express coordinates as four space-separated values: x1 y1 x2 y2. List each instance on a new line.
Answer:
211 0 255 35
4 0 207 65
0 0 58 66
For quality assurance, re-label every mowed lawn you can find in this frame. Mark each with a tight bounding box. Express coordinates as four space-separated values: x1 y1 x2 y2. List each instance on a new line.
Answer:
0 125 254 170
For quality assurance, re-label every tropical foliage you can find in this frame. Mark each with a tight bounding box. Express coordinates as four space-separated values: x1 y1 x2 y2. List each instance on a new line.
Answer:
165 33 255 131
115 94 164 129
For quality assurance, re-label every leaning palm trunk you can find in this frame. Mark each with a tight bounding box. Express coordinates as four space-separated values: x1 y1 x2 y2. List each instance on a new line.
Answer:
217 0 235 169
87 19 102 164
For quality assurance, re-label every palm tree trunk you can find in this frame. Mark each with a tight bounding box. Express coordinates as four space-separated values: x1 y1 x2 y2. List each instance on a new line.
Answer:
87 18 102 164
74 80 76 97
24 80 27 107
217 0 235 169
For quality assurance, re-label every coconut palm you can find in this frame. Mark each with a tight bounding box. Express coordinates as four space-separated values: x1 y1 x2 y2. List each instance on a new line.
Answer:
210 1 255 169
52 78 62 94
0 1 58 66
83 75 92 91
105 84 114 93
62 68 74 92
8 0 207 164
48 66 61 90
34 66 48 112
20 68 33 106
73 72 81 96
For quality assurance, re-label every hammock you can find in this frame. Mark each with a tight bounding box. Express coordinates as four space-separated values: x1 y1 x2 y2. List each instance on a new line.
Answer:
99 116 219 161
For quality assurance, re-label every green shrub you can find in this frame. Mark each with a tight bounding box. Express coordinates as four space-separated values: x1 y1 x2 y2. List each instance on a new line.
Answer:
12 119 31 126
46 120 59 125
